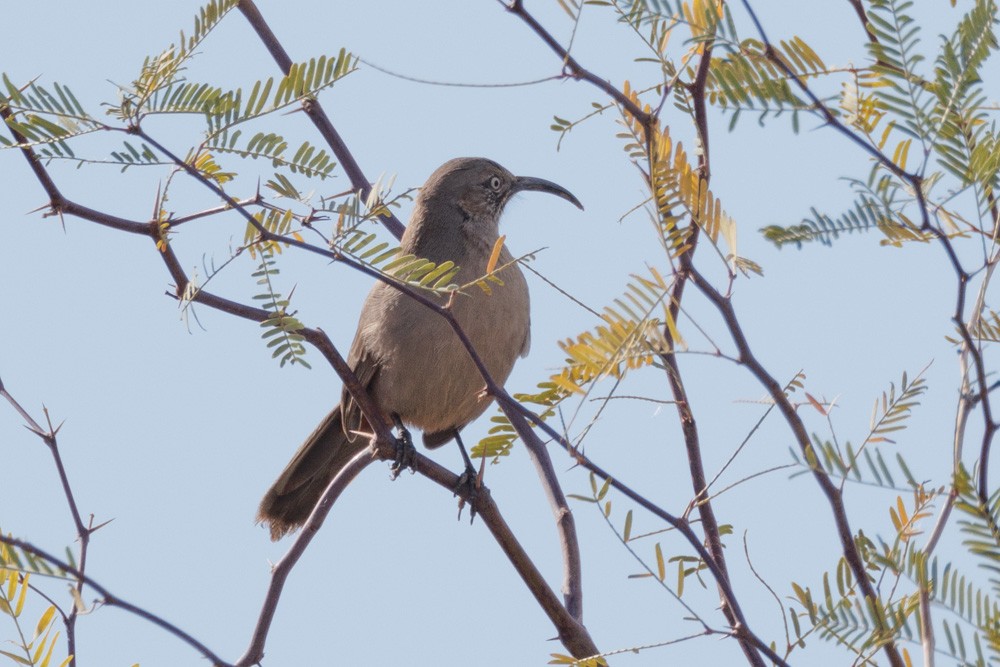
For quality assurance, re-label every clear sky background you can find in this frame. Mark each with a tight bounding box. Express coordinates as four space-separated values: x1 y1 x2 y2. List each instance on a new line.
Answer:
0 1 983 666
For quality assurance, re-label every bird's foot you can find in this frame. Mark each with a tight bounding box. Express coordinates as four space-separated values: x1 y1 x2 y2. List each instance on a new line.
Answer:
454 462 480 524
389 419 416 480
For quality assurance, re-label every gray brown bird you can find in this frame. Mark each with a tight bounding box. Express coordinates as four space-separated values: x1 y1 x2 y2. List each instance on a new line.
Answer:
257 157 582 539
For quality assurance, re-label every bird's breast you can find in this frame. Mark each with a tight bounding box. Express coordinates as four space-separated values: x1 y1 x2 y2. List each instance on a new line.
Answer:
361 252 529 434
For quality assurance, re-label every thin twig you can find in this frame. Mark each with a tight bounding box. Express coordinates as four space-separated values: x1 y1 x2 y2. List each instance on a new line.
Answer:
689 253 906 667
0 382 92 666
499 0 654 128
499 394 791 667
500 3 780 663
0 535 230 667
358 57 562 88
236 449 373 665
743 533 791 659
236 0 405 239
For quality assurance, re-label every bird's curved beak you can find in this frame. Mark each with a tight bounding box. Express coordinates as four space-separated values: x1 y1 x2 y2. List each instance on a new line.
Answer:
513 176 584 210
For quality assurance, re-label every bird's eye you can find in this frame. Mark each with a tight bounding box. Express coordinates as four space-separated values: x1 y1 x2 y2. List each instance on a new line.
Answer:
488 175 502 191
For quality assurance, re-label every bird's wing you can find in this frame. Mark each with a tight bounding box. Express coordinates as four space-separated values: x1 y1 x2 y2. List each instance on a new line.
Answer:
340 333 381 437
519 314 531 358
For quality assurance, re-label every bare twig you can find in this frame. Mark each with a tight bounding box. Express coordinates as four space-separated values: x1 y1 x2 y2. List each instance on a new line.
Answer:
499 0 654 129
499 4 780 664
167 196 263 227
0 381 92 666
743 533 791 657
498 395 791 667
689 255 905 667
236 0 405 239
648 19 766 667
236 449 372 665
358 57 562 88
502 401 585 621
0 535 230 667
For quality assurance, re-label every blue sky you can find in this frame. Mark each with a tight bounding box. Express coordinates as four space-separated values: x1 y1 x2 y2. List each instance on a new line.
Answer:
0 1 984 666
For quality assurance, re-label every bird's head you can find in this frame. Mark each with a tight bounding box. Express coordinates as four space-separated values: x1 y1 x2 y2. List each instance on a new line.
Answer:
421 157 583 220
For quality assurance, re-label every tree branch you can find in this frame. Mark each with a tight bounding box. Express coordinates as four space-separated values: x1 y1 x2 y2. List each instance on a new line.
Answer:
689 257 906 667
499 0 654 129
0 380 92 667
235 0 405 239
237 434 600 663
4 105 597 662
498 5 779 663
0 535 230 667
235 449 374 666
500 400 585 621
496 396 791 667
655 32 766 667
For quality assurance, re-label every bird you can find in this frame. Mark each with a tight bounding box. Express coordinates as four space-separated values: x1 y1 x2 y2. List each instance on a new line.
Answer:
257 157 583 540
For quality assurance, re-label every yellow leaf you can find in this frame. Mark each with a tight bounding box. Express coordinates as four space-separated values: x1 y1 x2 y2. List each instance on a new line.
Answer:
663 303 685 351
889 506 901 531
32 635 46 665
486 234 505 275
39 630 59 667
5 569 16 603
34 605 56 641
892 138 912 171
14 572 29 617
805 393 827 415
877 121 895 151
550 372 585 395
896 495 908 525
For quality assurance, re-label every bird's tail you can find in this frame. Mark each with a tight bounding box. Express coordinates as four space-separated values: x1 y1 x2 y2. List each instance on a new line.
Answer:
257 407 368 540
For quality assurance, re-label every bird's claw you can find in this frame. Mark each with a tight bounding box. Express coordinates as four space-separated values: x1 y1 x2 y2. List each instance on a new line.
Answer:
389 424 416 480
454 463 480 524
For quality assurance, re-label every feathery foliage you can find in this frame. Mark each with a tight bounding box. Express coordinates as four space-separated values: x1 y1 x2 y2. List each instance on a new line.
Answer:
956 467 1000 598
252 245 310 369
552 266 676 395
473 268 678 460
207 131 337 180
762 171 933 248
792 368 926 488
865 0 933 149
0 540 73 667
931 0 999 205
705 37 824 130
763 0 1000 248
333 229 462 294
0 76 99 158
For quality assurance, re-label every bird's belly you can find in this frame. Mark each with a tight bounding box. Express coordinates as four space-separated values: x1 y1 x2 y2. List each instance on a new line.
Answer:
367 278 528 434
